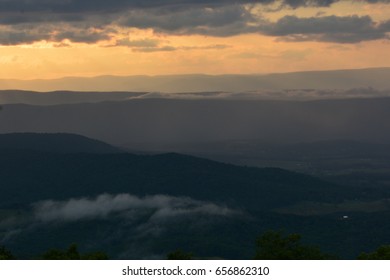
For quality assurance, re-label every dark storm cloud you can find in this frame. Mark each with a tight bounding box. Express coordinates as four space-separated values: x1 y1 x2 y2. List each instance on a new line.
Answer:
0 12 85 25
0 24 111 45
262 15 390 43
119 11 390 41
118 5 259 36
0 0 338 15
0 29 49 45
0 0 363 25
0 0 389 44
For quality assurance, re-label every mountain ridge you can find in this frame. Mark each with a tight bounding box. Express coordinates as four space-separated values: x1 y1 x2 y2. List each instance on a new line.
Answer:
2 97 390 145
0 133 353 210
0 133 122 154
1 67 390 92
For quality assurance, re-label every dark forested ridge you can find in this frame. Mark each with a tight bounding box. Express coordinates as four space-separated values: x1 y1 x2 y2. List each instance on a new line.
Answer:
0 134 389 259
0 148 352 209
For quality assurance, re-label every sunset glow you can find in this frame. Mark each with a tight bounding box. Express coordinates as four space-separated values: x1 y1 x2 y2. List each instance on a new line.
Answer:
0 0 390 79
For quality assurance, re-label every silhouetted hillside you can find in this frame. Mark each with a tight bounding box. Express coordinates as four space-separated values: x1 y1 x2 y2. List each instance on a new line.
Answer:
1 134 389 260
0 133 122 154
0 148 368 210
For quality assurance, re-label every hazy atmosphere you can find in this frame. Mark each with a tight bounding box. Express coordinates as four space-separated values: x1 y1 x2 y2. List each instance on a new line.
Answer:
1 0 390 261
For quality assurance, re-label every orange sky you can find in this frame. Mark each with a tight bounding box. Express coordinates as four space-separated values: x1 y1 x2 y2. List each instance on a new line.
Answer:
1 1 390 79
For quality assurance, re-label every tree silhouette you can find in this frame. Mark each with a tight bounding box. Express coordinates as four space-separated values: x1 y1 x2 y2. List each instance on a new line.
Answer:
358 245 390 260
41 244 108 260
254 231 335 260
0 245 15 260
167 249 193 260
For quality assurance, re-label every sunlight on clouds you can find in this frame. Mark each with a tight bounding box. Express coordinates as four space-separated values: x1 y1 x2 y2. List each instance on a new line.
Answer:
1 32 390 79
255 1 390 21
0 1 390 79
361 2 390 21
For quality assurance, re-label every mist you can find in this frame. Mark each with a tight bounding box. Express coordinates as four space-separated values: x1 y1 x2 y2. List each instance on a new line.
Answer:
1 87 390 106
33 193 237 222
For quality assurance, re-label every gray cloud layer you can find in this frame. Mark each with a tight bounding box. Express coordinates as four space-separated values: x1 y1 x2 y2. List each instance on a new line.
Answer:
0 0 390 44
1 88 389 106
33 193 236 222
127 87 390 100
0 0 340 15
264 15 390 43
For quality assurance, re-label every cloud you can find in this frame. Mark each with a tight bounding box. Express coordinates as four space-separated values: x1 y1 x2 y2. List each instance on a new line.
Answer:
0 0 342 17
0 0 385 21
0 1 389 44
244 88 390 100
262 15 390 43
0 29 48 45
132 46 177 52
132 44 230 52
117 5 259 37
114 38 161 48
2 87 386 105
180 44 230 50
111 38 229 52
117 11 390 42
52 28 111 43
111 39 177 52
126 87 390 100
33 193 237 222
0 23 112 45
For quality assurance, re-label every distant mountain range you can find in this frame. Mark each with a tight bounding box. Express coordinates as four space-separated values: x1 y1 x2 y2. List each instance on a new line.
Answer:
134 138 390 195
0 133 122 154
1 67 390 92
1 97 390 145
0 90 145 105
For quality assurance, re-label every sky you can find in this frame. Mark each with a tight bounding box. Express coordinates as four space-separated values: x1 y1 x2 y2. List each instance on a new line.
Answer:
1 0 390 79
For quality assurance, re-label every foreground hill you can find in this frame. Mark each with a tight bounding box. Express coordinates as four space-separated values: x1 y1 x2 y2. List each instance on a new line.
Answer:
1 134 390 259
0 149 352 210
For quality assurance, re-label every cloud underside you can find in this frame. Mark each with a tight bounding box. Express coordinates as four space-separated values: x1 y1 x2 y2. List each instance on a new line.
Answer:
0 0 390 45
